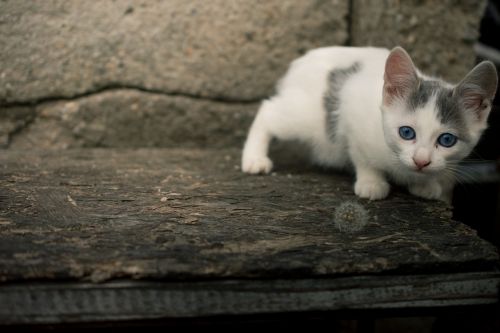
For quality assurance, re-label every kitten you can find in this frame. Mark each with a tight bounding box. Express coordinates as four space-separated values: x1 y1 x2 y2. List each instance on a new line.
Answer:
241 46 498 201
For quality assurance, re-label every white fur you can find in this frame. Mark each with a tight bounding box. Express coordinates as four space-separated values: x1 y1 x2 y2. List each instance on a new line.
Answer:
241 46 491 201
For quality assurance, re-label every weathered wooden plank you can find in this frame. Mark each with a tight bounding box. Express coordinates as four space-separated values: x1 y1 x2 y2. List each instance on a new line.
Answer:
0 272 498 325
0 149 497 283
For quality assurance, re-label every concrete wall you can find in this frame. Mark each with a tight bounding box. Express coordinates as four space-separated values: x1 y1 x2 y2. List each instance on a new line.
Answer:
0 0 486 148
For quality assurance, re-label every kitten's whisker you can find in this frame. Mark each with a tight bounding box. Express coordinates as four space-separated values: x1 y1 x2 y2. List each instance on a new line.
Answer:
445 165 482 185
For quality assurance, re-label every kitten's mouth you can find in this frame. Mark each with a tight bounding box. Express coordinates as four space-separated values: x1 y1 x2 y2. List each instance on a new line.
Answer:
411 166 440 175
402 162 432 174
413 166 427 173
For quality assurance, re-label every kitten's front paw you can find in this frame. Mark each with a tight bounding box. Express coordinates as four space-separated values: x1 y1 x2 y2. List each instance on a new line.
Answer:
241 156 273 174
409 182 442 200
354 179 390 200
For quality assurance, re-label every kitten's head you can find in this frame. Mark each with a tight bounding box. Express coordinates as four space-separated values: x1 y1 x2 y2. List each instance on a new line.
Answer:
380 46 498 175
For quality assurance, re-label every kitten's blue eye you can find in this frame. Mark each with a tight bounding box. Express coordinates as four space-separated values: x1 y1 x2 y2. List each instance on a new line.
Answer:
398 126 416 140
437 133 457 147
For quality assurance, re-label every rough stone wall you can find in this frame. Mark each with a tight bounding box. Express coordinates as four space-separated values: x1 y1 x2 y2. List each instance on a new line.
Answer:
8 91 256 149
0 0 486 149
351 0 486 82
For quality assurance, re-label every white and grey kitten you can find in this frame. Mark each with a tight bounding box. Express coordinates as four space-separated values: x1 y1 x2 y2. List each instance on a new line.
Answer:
242 46 498 202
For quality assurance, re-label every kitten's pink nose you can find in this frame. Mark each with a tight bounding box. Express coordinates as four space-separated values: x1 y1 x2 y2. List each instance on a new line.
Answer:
413 158 431 170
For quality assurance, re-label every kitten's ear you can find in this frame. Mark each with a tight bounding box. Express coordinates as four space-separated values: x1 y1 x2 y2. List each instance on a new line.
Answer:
383 47 419 106
453 61 498 123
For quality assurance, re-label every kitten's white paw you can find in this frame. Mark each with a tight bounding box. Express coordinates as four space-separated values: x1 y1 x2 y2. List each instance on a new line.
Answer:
242 156 273 174
409 182 442 200
354 179 390 200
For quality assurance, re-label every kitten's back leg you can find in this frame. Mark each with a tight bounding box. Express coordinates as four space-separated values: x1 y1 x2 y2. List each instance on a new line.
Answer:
241 100 278 174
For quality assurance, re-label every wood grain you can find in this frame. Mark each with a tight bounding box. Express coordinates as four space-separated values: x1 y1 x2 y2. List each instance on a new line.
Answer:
0 148 498 323
1 272 498 324
0 149 497 282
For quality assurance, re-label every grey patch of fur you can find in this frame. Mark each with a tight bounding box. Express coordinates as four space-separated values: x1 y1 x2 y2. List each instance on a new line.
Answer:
435 88 471 142
324 62 361 141
407 80 442 110
407 79 471 142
